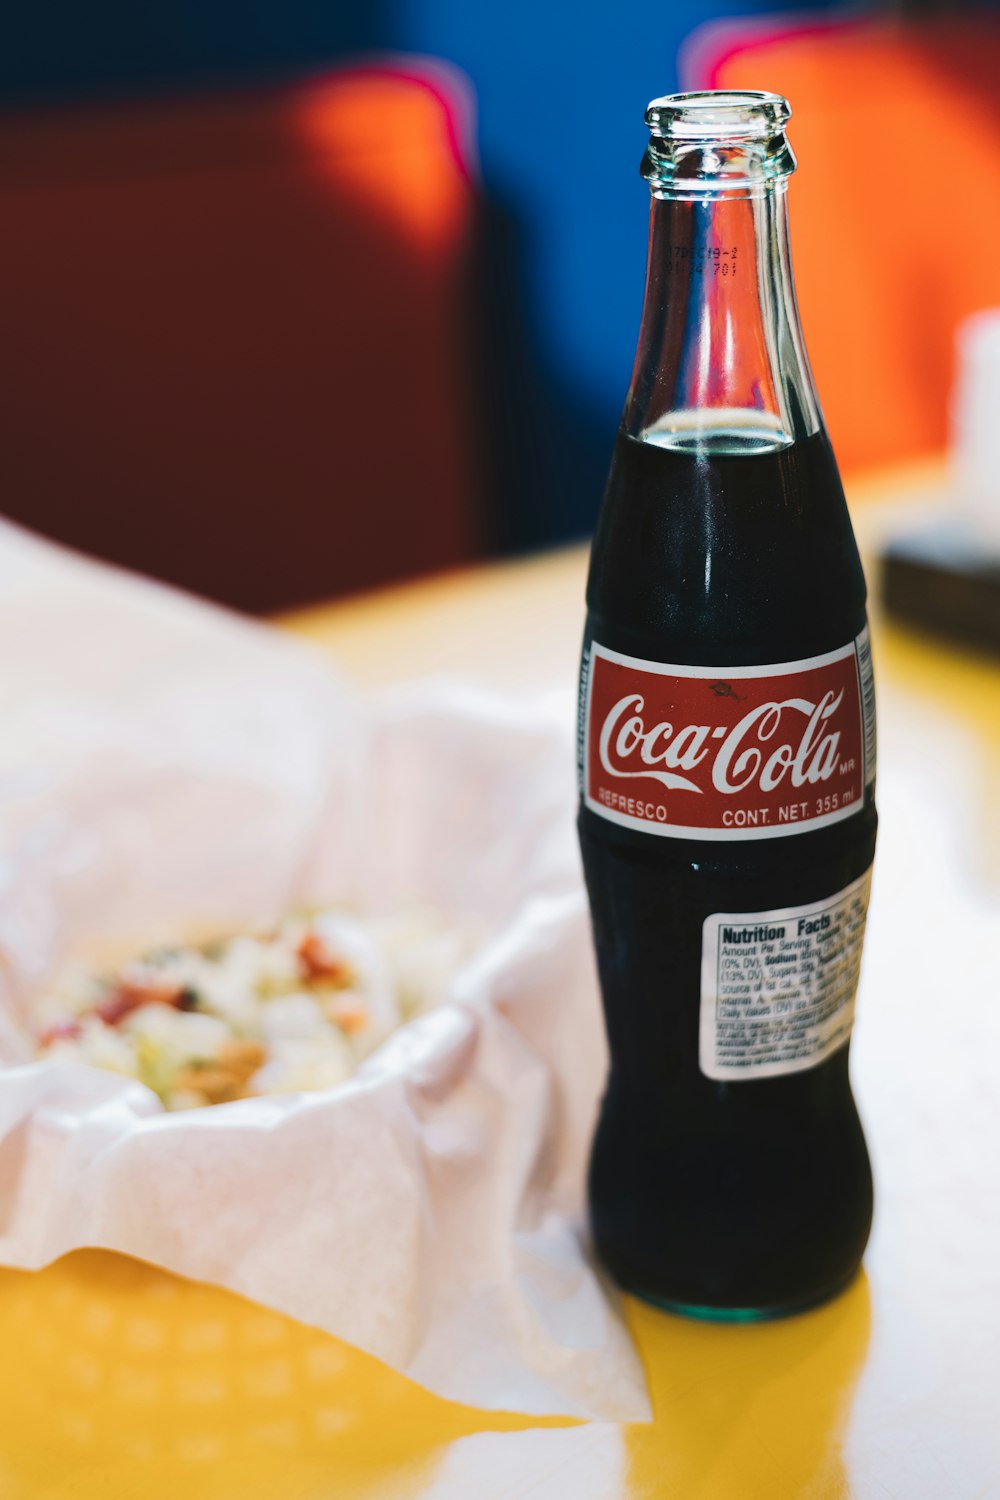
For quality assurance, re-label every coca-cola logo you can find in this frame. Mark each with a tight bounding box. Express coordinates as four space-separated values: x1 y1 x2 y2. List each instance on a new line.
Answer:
599 689 844 794
584 643 866 839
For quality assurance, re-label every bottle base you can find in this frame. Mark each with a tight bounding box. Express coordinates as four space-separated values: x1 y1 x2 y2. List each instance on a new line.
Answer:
624 1267 861 1324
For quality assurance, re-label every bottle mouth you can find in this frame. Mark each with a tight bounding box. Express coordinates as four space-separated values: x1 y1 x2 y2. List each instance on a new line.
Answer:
645 90 791 142
642 89 796 196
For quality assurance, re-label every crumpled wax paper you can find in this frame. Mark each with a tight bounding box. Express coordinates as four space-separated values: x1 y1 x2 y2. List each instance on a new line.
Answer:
0 520 649 1422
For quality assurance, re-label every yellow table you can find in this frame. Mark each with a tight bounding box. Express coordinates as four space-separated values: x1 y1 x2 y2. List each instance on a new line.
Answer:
3 463 998 1498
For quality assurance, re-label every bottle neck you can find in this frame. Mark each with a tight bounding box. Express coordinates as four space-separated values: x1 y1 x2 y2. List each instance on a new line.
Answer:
623 182 821 456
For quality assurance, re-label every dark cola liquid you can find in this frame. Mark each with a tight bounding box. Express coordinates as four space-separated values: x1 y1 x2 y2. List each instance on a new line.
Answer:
579 427 876 1317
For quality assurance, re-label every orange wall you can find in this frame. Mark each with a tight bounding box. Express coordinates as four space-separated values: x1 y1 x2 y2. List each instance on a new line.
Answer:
701 19 1000 473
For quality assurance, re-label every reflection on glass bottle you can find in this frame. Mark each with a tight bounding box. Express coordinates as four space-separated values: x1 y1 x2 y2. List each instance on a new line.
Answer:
625 1271 872 1496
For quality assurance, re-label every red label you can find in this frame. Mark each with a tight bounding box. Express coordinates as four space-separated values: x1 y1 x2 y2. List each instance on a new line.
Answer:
582 639 869 840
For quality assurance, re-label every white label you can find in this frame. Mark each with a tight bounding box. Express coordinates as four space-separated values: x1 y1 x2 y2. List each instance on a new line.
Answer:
699 870 872 1081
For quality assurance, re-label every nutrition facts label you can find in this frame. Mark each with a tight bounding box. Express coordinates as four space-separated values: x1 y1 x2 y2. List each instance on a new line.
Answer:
699 871 872 1081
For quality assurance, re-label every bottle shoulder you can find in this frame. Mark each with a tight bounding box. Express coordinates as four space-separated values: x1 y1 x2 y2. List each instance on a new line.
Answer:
586 429 868 662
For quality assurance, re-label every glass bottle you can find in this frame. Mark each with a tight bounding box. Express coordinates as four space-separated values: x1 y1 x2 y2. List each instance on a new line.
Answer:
578 91 877 1318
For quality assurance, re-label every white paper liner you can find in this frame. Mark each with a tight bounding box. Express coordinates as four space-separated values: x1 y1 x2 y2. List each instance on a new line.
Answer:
0 520 649 1421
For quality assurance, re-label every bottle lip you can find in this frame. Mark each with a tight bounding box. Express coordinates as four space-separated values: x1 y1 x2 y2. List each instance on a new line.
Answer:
642 89 796 194
646 89 791 142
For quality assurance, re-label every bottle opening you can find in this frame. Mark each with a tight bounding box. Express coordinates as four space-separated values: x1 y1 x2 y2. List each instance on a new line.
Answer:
646 91 791 143
642 89 796 195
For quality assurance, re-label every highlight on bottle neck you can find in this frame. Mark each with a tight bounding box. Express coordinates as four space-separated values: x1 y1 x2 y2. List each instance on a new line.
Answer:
624 88 822 457
642 90 796 198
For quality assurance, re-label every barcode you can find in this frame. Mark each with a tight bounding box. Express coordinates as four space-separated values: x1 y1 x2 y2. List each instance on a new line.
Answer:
855 626 877 786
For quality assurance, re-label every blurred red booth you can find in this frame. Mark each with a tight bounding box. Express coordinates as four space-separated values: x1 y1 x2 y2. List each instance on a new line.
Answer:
0 63 482 611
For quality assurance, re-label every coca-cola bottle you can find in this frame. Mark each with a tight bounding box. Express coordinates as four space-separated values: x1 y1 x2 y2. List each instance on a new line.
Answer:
578 91 877 1318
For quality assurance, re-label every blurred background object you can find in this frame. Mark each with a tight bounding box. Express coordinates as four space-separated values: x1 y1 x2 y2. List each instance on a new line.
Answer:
951 310 1000 550
880 307 1000 654
685 8 1000 475
1 1 999 610
0 65 481 612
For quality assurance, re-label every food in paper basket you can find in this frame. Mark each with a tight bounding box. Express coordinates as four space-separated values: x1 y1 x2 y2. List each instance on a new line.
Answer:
35 908 471 1109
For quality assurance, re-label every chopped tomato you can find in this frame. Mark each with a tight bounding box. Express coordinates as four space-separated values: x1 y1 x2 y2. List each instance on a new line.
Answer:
297 931 350 984
95 981 190 1028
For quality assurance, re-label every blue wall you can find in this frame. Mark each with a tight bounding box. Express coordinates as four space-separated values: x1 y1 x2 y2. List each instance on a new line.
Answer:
392 1 847 544
397 3 825 451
